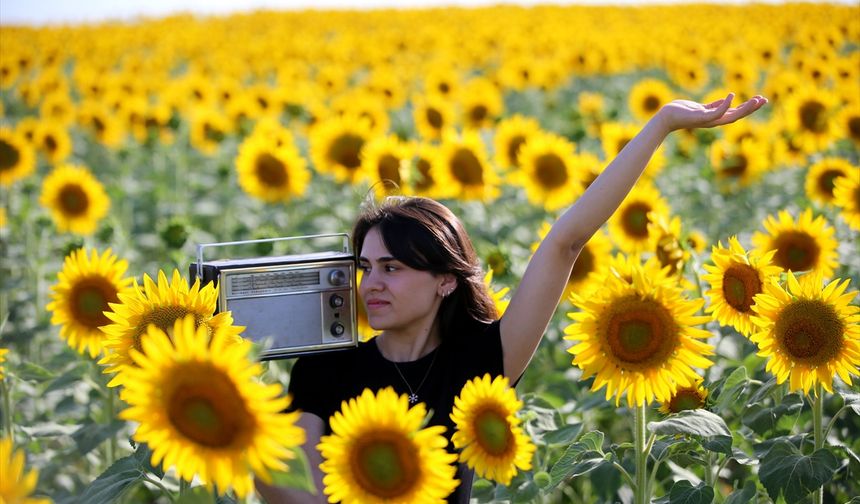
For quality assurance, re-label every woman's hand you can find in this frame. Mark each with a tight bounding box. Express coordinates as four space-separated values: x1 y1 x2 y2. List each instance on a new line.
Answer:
657 93 768 134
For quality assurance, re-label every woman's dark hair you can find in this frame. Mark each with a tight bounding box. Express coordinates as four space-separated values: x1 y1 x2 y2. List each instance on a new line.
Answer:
352 196 498 340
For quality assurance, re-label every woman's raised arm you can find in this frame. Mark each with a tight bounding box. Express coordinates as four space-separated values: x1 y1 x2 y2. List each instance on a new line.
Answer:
499 93 768 382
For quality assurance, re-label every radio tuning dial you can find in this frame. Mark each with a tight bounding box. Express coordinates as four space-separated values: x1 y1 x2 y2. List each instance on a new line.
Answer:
328 269 347 286
329 294 344 308
330 322 345 337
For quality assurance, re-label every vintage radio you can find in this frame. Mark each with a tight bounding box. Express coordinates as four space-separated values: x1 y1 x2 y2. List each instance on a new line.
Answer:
189 234 358 360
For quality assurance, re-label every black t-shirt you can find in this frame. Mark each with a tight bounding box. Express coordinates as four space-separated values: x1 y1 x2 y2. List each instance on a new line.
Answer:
288 319 504 504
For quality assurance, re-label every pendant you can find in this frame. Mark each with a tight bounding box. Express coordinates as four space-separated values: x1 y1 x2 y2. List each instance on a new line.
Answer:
408 393 419 404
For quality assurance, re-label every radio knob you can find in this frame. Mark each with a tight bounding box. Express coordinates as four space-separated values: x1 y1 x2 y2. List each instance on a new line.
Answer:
330 322 345 337
329 294 344 308
328 269 347 286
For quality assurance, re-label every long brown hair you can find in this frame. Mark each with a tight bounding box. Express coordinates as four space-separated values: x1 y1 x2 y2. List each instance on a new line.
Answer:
352 196 498 340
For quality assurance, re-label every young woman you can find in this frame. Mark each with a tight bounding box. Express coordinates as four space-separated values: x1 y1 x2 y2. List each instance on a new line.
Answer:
256 93 768 503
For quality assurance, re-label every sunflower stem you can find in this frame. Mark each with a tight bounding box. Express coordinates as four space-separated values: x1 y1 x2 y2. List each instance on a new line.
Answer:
812 384 824 504
703 451 715 490
105 382 117 466
823 405 848 439
179 478 190 495
1 377 12 440
612 461 635 488
634 403 649 504
143 475 178 503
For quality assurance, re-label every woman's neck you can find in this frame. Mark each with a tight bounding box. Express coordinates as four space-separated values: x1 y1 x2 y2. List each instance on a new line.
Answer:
376 320 441 362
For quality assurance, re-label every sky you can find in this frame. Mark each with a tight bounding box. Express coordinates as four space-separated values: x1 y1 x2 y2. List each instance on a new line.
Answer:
0 0 827 26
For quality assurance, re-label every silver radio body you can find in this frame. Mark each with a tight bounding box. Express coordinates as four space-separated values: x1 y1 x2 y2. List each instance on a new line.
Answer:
190 235 358 360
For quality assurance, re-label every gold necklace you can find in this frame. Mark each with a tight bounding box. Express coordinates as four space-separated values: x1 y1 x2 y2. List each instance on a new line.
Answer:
391 349 440 405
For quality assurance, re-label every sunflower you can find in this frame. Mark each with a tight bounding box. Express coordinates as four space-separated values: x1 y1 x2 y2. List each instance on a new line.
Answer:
36 121 72 163
751 208 839 278
658 380 709 415
77 100 124 148
413 94 456 141
423 64 460 100
565 263 715 407
459 78 503 130
40 92 75 126
484 271 510 316
833 174 860 231
668 57 709 94
703 237 783 337
601 121 665 179
235 135 310 203
0 127 36 187
189 107 231 156
99 269 242 387
783 88 839 154
331 91 390 137
628 78 673 122
39 164 110 235
0 437 51 504
835 100 860 146
493 115 542 171
431 129 500 201
450 374 534 485
805 157 857 206
405 141 442 198
531 222 612 300
309 114 373 184
709 139 768 188
119 316 305 498
360 135 410 197
647 214 692 279
317 387 459 504
511 132 580 211
46 248 134 358
750 272 860 395
608 182 671 254
0 348 8 380
685 230 708 254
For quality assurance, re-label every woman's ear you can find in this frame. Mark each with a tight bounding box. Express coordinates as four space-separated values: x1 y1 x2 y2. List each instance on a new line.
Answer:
438 274 457 298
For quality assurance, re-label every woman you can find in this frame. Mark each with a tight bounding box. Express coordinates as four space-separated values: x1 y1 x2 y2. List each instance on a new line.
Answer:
257 93 768 503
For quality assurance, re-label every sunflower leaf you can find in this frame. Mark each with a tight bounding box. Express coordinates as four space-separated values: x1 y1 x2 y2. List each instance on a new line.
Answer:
724 481 758 504
758 440 840 504
71 419 126 456
648 410 731 438
77 455 145 504
176 486 216 504
541 423 582 446
714 366 748 413
268 446 315 493
548 448 606 490
702 435 733 456
44 362 88 394
653 480 714 504
16 361 56 381
839 391 860 415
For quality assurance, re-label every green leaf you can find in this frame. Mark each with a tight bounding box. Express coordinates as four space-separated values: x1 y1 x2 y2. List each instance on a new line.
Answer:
72 420 126 456
847 497 860 504
715 367 749 413
724 481 757 504
578 430 605 453
541 423 582 446
758 440 840 504
548 449 606 489
702 435 733 456
134 442 165 479
653 480 714 504
19 422 78 437
651 438 685 462
77 455 145 504
17 362 56 381
44 363 88 394
268 446 315 493
176 486 215 504
839 391 860 416
470 478 495 503
511 479 539 503
648 410 730 438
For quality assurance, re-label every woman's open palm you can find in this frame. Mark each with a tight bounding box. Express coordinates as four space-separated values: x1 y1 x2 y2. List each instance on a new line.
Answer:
660 93 768 132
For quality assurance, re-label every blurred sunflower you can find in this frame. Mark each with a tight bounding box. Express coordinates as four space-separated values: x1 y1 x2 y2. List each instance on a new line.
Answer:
647 214 690 278
833 174 860 231
515 132 582 211
99 269 242 387
703 237 783 337
309 115 373 184
531 222 612 300
565 263 714 407
77 100 124 148
331 91 390 137
835 100 860 146
805 157 857 206
0 127 36 187
493 115 542 171
685 230 708 254
709 139 768 188
459 78 503 130
235 135 310 203
483 270 510 316
751 208 838 278
750 272 860 395
601 121 665 179
120 316 305 499
39 164 110 235
189 108 231 156
450 374 534 485
46 248 133 358
36 121 72 163
0 437 51 504
405 141 442 198
628 78 673 122
0 348 7 380
360 135 410 197
432 129 500 201
783 88 839 154
608 182 671 254
413 95 455 142
423 64 460 99
658 380 709 415
317 387 459 504
668 57 709 94
40 92 75 126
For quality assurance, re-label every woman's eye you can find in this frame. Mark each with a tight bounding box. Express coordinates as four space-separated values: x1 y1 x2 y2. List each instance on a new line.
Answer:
358 265 370 273
385 265 397 272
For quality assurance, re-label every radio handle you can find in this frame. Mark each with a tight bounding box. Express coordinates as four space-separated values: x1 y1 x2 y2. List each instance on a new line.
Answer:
194 233 352 280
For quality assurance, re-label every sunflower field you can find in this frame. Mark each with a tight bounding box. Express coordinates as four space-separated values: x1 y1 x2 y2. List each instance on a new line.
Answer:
1 2 859 503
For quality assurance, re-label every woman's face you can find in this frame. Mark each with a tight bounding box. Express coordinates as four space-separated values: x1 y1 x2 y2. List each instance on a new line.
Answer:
357 226 445 336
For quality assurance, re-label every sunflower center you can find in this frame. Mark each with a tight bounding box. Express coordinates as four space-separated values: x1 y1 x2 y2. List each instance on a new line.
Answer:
506 135 526 167
167 365 251 448
377 154 401 185
426 108 443 129
469 105 488 124
848 117 860 141
70 278 120 328
799 101 827 133
772 231 820 272
721 154 748 177
58 184 90 216
350 430 419 498
667 388 705 413
44 134 58 154
450 147 484 186
328 133 364 170
93 116 106 134
776 299 844 365
655 235 684 275
133 307 200 352
604 296 679 368
414 158 434 191
816 169 843 198
620 203 651 238
643 95 660 113
721 264 761 312
0 139 20 171
569 246 594 284
473 407 513 456
255 152 288 187
534 153 568 189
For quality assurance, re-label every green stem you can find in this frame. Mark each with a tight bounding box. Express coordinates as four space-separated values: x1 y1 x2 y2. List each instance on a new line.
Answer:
612 461 635 488
106 384 117 466
1 377 12 439
143 475 178 503
703 451 715 490
823 405 848 439
634 403 649 504
179 478 190 495
812 383 824 504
